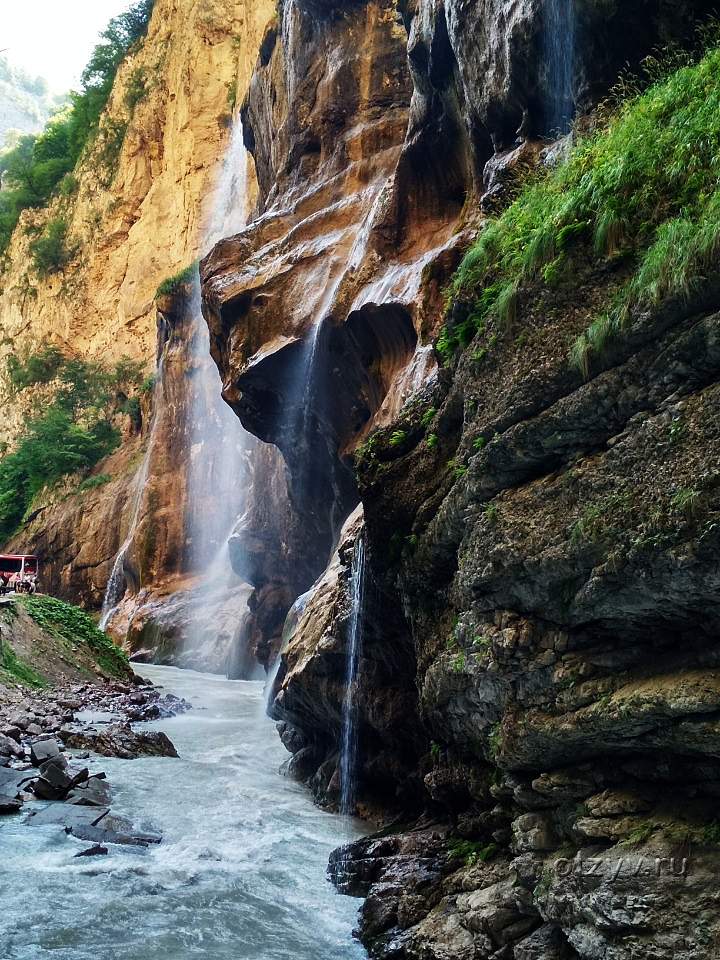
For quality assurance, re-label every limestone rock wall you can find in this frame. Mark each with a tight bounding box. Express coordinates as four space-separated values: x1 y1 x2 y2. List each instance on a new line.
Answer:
204 0 720 956
0 0 274 616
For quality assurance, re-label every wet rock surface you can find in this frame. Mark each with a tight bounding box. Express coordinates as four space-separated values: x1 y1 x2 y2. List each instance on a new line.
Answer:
197 1 720 957
0 676 186 851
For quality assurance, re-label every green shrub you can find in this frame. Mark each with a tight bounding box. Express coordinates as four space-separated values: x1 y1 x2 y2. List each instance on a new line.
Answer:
0 350 144 539
388 430 407 448
447 37 720 369
6 345 65 390
139 372 156 393
0 640 46 687
96 118 128 185
119 395 141 428
30 217 75 276
155 260 198 297
20 594 129 676
0 404 120 539
124 66 148 111
77 473 112 493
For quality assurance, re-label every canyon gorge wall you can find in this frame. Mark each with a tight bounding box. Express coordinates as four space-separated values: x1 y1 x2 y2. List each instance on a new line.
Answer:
200 0 720 957
1 0 274 669
4 0 720 953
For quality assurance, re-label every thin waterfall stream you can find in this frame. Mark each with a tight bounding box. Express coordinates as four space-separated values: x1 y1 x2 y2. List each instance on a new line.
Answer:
99 355 167 630
340 535 365 816
543 0 576 135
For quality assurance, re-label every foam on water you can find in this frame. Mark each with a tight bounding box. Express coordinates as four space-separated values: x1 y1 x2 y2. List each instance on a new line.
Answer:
0 665 366 960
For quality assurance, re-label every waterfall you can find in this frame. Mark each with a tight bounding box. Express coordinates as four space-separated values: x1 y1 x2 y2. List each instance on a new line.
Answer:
179 117 257 669
339 534 365 816
100 118 256 669
99 357 166 630
543 0 576 136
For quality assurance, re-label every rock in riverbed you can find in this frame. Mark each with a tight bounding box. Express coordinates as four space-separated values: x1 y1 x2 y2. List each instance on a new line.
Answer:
60 723 178 759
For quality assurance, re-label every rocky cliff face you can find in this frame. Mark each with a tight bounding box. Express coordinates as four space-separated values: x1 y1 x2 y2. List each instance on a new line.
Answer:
0 0 274 653
204 0 720 956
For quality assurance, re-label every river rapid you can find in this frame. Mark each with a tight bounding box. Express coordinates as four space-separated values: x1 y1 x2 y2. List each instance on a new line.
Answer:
0 665 367 960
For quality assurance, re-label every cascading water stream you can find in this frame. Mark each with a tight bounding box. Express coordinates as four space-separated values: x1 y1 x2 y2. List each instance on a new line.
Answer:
100 116 258 669
99 357 166 630
179 116 256 671
339 534 365 816
543 0 576 136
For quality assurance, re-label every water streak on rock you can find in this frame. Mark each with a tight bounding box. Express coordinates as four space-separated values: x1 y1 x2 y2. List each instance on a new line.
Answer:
340 534 365 816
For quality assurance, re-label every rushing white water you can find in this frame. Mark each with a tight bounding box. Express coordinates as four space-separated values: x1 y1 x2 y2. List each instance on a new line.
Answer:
543 0 576 135
179 117 258 669
340 535 365 816
99 358 166 630
0 665 366 960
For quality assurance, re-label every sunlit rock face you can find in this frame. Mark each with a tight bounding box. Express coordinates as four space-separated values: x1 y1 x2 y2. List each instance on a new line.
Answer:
0 0 275 636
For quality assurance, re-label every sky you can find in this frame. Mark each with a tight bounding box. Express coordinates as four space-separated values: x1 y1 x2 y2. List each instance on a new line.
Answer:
2 0 132 93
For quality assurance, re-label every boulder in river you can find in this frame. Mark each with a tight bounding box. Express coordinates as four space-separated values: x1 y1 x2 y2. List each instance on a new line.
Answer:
60 723 179 759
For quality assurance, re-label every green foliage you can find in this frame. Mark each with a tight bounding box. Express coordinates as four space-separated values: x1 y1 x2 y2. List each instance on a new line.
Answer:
226 80 237 112
95 118 128 184
570 492 633 544
0 1 154 256
77 473 112 493
619 820 656 847
0 405 120 539
701 821 720 845
0 640 46 687
452 651 466 673
388 430 407 448
488 722 502 759
155 261 198 297
670 486 702 518
19 594 129 676
124 67 149 111
140 373 156 394
668 417 688 446
472 436 486 452
426 433 438 450
484 502 499 524
30 217 75 276
113 356 145 386
447 458 467 479
430 741 441 762
420 407 437 427
448 839 499 867
0 349 147 539
448 39 720 368
473 634 491 652
119 395 141 428
6 345 64 391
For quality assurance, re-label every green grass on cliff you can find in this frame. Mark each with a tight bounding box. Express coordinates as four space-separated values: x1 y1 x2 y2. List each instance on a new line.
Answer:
0 642 46 688
19 594 129 677
0 1 154 259
445 37 720 371
155 260 199 298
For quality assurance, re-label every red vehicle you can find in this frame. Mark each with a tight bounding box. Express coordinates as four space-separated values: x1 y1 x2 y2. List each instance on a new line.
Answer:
0 555 39 594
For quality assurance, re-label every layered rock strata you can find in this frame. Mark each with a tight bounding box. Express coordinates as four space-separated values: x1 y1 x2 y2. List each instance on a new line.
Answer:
205 0 720 956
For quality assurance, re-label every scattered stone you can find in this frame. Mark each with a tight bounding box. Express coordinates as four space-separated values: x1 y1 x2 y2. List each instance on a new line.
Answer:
27 804 109 830
0 733 22 758
0 794 22 814
74 844 108 858
61 724 178 759
66 775 112 807
30 738 61 766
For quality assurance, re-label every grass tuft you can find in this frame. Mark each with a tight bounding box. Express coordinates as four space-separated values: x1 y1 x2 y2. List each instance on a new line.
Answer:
447 37 720 370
